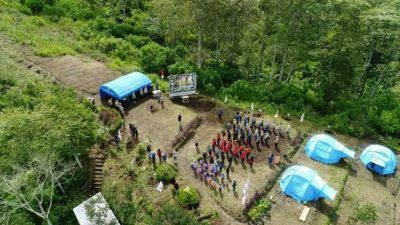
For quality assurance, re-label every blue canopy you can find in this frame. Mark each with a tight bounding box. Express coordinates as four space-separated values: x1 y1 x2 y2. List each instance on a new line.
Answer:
99 72 152 100
305 134 355 164
360 145 397 175
280 165 336 202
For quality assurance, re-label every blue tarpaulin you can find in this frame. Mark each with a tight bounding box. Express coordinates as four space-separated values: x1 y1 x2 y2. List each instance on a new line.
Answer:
360 145 397 175
305 134 355 164
280 165 336 202
99 72 152 100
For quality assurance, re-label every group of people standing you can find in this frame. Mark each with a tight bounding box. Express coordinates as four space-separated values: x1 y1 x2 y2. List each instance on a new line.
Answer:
108 98 125 118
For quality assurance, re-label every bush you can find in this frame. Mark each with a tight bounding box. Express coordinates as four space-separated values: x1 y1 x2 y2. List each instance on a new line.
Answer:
350 203 378 224
25 0 45 14
140 42 175 73
177 186 200 209
246 199 271 222
135 143 147 161
98 107 123 135
151 203 199 225
126 35 151 48
155 164 177 183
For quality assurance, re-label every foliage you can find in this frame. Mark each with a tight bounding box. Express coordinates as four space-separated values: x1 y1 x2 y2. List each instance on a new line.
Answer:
151 202 199 225
155 164 177 183
140 42 175 73
135 142 148 161
246 199 271 223
0 45 99 224
177 186 200 209
98 107 123 135
24 0 45 14
350 203 378 224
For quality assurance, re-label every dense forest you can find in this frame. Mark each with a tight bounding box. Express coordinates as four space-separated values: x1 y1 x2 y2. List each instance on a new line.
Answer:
0 0 399 224
2 0 398 145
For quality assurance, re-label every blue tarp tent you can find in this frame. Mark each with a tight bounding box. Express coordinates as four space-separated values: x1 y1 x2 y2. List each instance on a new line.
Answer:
99 72 152 101
279 165 336 202
305 134 355 164
360 145 397 175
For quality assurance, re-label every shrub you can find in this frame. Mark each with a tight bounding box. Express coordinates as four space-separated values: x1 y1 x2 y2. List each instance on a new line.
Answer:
98 107 123 134
177 186 200 209
203 83 216 96
151 203 198 225
246 199 271 223
25 0 45 14
350 203 378 224
155 164 177 183
126 35 150 48
135 143 147 161
140 42 175 73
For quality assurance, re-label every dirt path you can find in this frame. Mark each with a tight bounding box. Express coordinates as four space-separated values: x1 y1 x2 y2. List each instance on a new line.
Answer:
0 33 117 96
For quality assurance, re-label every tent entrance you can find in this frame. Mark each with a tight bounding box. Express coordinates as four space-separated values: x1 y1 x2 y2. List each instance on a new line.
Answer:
368 162 384 174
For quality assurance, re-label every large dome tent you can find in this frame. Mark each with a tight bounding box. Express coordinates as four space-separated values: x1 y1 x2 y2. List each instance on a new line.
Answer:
99 72 152 101
279 165 336 202
360 145 397 175
305 134 355 164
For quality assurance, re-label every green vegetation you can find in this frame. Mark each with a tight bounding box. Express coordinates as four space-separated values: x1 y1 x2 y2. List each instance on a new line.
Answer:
155 164 177 183
246 199 271 223
0 47 100 225
1 0 398 150
0 0 399 224
177 186 200 209
350 203 378 224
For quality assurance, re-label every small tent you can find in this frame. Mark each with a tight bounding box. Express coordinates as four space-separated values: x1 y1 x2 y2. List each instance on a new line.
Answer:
99 72 152 101
305 134 355 164
279 165 336 202
360 144 397 175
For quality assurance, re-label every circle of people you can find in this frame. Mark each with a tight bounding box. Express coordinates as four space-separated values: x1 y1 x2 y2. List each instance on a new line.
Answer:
190 111 292 195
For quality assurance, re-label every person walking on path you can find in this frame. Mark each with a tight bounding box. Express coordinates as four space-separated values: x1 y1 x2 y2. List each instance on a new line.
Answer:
274 135 280 151
178 114 182 124
160 96 164 110
268 153 274 166
232 179 237 193
255 131 260 150
157 149 162 162
226 166 230 178
172 150 177 164
151 151 156 165
195 135 199 152
218 109 223 120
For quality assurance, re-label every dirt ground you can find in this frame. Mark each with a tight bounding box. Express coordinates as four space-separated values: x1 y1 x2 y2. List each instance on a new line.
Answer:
120 94 298 225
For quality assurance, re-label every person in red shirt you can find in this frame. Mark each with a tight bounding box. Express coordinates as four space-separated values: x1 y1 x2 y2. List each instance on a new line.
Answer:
233 144 239 158
245 146 251 159
217 132 221 146
212 138 217 151
241 150 246 164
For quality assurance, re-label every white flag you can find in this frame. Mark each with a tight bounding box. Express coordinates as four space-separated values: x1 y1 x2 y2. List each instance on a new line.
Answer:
156 181 163 192
224 95 228 103
242 178 250 205
300 112 305 122
274 110 279 118
251 102 254 111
